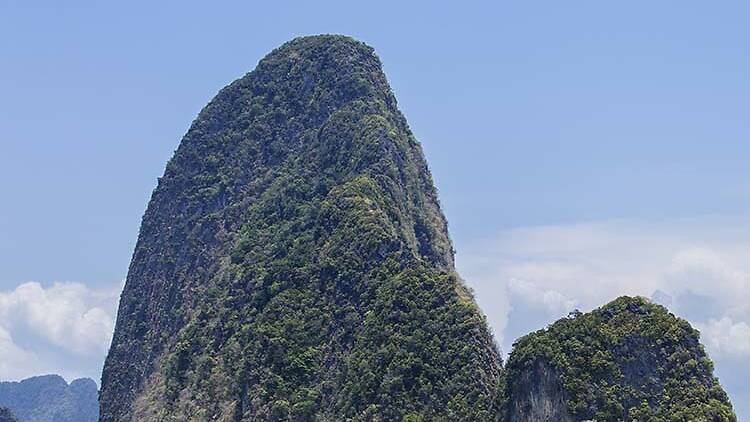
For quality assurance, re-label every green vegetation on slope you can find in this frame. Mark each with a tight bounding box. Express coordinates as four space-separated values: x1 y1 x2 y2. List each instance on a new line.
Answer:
100 34 736 422
101 35 502 422
504 296 736 421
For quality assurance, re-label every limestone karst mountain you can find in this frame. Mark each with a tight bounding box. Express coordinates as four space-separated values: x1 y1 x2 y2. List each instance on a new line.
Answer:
100 34 735 422
504 296 736 421
100 35 503 421
0 375 98 422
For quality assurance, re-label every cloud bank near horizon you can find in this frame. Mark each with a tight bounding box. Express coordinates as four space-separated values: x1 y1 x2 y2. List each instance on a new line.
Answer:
0 215 748 417
0 281 120 382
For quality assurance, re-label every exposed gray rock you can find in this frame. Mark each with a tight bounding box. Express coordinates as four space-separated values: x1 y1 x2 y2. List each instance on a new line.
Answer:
507 359 573 422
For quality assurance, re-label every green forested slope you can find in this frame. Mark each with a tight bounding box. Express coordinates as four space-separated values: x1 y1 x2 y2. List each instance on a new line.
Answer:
100 34 735 422
100 35 502 422
504 296 736 421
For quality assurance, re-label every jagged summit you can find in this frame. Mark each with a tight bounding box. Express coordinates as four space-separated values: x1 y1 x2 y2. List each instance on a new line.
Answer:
100 35 500 421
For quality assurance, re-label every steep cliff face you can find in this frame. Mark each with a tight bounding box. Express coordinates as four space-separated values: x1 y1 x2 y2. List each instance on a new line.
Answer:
0 375 98 422
100 35 502 421
506 360 572 422
503 296 736 421
99 34 737 422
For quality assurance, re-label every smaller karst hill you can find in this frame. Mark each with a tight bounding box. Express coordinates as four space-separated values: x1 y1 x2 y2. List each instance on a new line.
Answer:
503 296 736 422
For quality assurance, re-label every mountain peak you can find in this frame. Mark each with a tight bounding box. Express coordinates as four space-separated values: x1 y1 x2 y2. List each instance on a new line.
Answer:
17 374 67 387
100 35 499 421
504 295 736 421
261 34 381 74
69 378 97 390
98 35 735 422
271 34 376 56
254 34 391 104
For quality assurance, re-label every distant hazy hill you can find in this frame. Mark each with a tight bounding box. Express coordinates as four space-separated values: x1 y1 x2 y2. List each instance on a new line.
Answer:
0 375 97 422
0 407 18 422
504 296 736 421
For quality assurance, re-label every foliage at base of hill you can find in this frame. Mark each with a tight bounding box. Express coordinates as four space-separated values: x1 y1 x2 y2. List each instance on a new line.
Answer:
503 296 736 422
101 35 502 422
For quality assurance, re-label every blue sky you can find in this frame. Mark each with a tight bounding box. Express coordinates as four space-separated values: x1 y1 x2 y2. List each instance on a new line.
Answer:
1 1 749 418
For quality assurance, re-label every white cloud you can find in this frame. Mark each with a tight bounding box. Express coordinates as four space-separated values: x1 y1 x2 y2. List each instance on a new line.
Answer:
697 317 750 360
0 326 43 380
457 216 750 359
507 278 577 316
665 248 750 321
0 281 120 380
